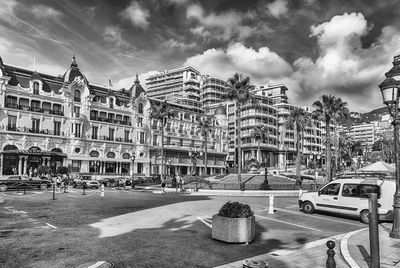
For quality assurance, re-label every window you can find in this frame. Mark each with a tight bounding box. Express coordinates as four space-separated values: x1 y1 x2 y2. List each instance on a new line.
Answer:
166 137 171 145
109 98 114 108
108 113 114 122
75 123 81 138
90 151 99 157
33 82 40 95
74 90 81 102
90 110 98 120
137 117 143 127
53 121 61 136
8 116 17 131
179 139 183 146
139 132 145 144
31 100 41 112
137 163 143 174
153 134 158 146
342 184 380 199
6 96 18 109
74 106 80 117
138 103 143 114
53 104 62 115
92 126 98 139
109 128 115 141
32 118 40 133
320 183 340 196
121 163 130 174
72 160 81 172
106 152 116 158
124 130 130 142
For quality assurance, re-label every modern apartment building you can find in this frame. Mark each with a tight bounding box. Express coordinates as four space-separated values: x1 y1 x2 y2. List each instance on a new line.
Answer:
145 66 202 109
201 76 228 108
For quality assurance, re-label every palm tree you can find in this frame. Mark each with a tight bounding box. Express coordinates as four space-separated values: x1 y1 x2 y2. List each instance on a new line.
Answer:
197 116 213 176
312 95 349 182
149 100 175 183
226 73 258 190
285 107 311 187
250 124 266 163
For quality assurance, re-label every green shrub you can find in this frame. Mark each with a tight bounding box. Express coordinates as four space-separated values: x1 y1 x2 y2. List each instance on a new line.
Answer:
218 201 254 218
37 165 52 176
56 166 68 175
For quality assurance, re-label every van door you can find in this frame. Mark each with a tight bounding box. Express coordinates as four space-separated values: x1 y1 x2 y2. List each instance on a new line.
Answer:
339 183 364 216
314 183 341 213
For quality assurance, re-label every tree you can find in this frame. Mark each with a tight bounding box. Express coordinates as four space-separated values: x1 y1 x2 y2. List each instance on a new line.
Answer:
56 166 68 175
149 100 175 183
197 116 213 176
250 124 267 163
285 107 311 187
338 133 355 168
37 165 52 176
312 95 349 181
226 73 259 190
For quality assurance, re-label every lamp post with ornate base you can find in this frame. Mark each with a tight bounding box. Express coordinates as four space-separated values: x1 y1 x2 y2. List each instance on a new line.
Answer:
189 148 203 192
130 152 136 185
379 76 400 238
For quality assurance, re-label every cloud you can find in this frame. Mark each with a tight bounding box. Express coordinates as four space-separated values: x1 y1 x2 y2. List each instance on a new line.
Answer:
120 1 150 29
31 5 62 19
115 70 160 90
102 26 130 48
267 0 289 18
161 39 197 51
184 42 292 83
186 4 272 41
290 12 400 112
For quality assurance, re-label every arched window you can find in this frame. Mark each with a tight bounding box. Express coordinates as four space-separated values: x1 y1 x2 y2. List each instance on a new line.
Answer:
3 145 18 151
138 103 143 114
33 82 40 95
106 151 115 158
90 151 100 157
28 146 41 153
109 98 114 108
51 148 63 153
122 153 130 159
74 90 81 102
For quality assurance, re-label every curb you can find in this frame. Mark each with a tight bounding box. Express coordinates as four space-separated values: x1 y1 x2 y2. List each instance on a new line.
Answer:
340 227 367 268
188 190 303 197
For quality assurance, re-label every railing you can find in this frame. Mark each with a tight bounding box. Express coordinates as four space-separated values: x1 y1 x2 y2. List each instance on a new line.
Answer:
5 126 64 136
90 116 131 126
5 103 64 116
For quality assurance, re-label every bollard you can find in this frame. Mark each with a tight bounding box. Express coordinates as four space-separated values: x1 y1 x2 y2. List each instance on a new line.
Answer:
52 182 56 200
243 259 267 268
23 184 26 195
101 184 104 197
326 240 336 268
368 193 380 268
299 188 303 197
268 194 274 214
82 186 86 195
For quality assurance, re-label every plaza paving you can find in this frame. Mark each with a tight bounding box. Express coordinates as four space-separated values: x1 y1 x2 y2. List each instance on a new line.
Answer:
0 187 368 267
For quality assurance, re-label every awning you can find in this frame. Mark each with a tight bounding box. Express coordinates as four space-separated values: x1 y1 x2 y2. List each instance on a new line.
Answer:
0 150 67 157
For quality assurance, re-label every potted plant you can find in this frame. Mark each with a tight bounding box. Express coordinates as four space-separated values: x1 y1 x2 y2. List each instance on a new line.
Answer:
212 201 255 243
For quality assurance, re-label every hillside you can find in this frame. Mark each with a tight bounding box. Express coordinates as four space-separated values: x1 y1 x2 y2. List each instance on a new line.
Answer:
340 107 388 126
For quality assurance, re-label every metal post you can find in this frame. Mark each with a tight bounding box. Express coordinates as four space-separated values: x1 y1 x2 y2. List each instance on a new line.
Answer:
326 240 336 268
52 182 56 200
391 108 400 238
369 193 380 268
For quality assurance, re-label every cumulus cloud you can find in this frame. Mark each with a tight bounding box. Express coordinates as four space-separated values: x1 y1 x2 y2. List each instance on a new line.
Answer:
120 1 150 29
291 12 400 111
31 5 62 19
184 42 292 83
267 0 289 18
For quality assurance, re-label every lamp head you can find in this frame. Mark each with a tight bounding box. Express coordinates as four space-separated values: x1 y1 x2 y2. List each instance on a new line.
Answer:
379 77 400 105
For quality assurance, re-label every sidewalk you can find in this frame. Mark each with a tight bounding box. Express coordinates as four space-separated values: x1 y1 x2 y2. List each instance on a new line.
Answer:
345 223 400 267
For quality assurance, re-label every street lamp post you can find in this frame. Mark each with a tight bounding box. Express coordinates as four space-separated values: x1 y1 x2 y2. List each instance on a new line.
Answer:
130 152 136 184
379 75 400 238
188 148 203 192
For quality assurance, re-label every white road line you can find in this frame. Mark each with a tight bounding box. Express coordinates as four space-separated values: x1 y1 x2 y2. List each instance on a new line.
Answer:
45 223 57 229
255 214 322 232
273 207 365 227
196 216 212 228
88 261 106 268
19 211 26 214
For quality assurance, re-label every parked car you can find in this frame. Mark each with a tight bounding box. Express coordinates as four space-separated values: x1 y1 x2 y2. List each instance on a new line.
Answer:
0 175 52 192
298 177 395 223
72 175 100 189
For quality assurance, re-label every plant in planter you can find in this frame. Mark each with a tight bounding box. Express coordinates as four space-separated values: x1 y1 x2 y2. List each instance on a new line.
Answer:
212 201 255 243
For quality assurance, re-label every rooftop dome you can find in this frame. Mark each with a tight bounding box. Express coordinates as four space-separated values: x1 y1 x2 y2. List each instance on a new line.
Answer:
62 55 87 84
30 71 42 81
214 106 226 116
128 74 145 99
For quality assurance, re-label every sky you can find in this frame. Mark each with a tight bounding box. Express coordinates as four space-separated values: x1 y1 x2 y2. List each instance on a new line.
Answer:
1 0 400 113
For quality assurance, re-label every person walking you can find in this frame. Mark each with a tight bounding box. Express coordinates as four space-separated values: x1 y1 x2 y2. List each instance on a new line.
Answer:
161 178 166 193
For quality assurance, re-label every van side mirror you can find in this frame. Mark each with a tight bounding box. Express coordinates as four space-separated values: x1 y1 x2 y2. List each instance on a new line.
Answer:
318 190 321 196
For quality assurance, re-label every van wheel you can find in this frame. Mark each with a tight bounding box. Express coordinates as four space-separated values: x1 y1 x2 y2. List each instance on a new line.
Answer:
360 210 369 224
73 182 77 188
303 201 315 214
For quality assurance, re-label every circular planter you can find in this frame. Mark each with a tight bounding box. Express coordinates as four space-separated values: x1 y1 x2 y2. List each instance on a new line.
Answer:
211 214 255 243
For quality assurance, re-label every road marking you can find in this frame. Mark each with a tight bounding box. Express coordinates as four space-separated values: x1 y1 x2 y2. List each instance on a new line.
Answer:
255 214 322 232
273 207 365 227
88 261 106 268
45 223 57 229
19 211 26 214
196 216 212 228
340 228 366 268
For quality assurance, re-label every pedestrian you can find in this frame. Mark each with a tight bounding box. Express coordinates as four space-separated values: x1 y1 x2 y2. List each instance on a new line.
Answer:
181 176 185 191
161 178 166 193
33 168 38 177
29 167 33 177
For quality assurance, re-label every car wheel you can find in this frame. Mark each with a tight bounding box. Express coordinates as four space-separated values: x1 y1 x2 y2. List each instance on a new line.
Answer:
40 184 48 190
360 210 369 224
73 182 77 188
0 184 7 192
303 201 315 214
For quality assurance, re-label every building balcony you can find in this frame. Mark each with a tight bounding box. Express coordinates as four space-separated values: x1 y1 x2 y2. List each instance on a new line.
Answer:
4 102 65 116
90 116 131 126
5 126 64 136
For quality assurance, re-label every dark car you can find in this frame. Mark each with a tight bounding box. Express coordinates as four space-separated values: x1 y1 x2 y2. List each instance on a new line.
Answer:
0 175 52 192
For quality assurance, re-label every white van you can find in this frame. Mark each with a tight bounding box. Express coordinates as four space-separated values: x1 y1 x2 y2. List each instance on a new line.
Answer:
298 177 395 223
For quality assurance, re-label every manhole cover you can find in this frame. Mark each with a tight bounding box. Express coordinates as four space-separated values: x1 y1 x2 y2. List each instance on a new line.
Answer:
75 261 113 268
